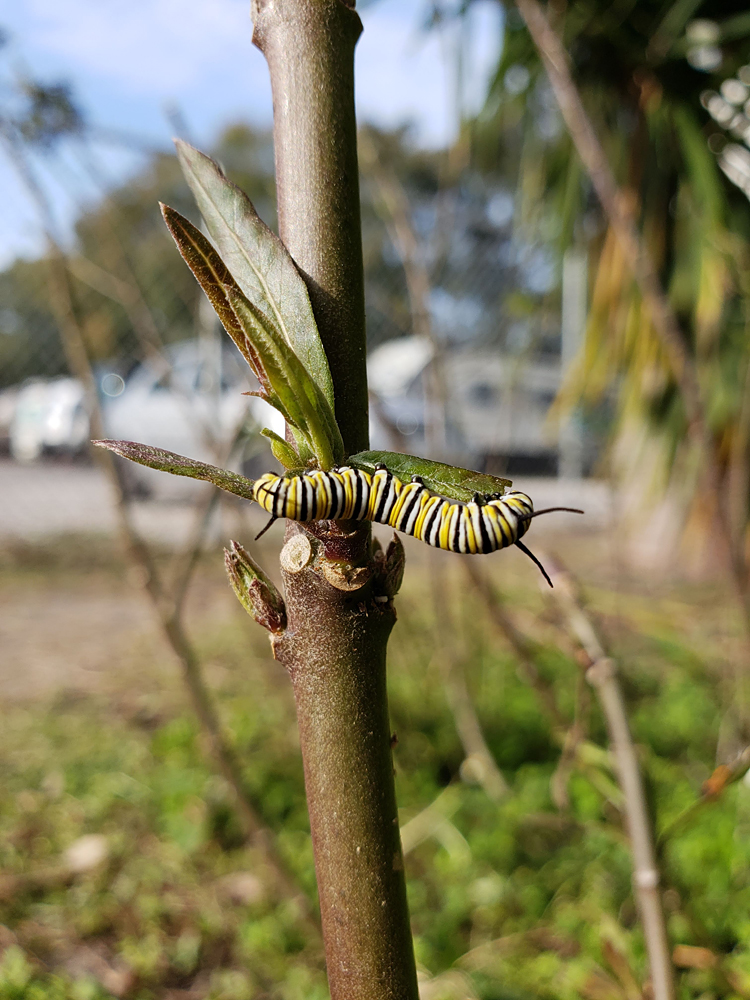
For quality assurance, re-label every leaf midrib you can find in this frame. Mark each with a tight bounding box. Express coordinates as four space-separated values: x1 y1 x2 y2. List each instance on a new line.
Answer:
191 164 296 355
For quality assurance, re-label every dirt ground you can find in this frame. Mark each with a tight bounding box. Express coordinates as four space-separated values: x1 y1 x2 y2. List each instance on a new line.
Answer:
0 555 246 702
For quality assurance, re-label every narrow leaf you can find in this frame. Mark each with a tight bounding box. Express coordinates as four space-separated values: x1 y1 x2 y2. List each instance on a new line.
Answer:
94 440 256 501
227 287 345 469
348 451 513 504
260 427 302 470
161 203 267 389
162 204 322 452
175 140 336 411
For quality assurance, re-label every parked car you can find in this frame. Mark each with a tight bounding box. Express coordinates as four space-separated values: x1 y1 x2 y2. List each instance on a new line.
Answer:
6 341 285 497
0 385 19 454
366 334 593 475
10 377 88 463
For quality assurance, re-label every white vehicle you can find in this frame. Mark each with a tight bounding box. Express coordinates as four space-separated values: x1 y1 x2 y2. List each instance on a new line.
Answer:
10 377 88 463
7 340 283 491
103 340 283 497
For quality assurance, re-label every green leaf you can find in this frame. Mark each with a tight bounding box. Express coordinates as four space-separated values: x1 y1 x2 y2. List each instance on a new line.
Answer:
348 451 513 503
227 287 344 469
175 140 336 411
160 203 267 388
260 428 302 470
94 440 256 501
161 205 298 430
161 200 343 470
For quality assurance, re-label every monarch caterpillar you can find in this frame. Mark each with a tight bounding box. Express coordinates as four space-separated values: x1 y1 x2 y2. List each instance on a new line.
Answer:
253 464 581 585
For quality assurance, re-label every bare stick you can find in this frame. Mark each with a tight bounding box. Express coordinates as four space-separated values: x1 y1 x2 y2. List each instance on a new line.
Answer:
514 0 750 631
544 554 675 1000
359 131 450 456
429 553 508 799
658 744 750 847
167 416 251 619
463 559 565 730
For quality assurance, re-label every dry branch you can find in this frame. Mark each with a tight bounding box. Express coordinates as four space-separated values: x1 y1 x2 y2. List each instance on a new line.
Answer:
543 554 674 1000
359 130 450 456
463 559 565 730
431 554 509 800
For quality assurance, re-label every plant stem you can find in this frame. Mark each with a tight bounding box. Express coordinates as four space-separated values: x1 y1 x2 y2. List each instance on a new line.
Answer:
252 2 418 995
545 555 675 1000
253 0 368 457
514 0 750 633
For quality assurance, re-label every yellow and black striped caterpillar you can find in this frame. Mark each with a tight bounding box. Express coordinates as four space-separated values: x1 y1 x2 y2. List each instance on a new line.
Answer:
253 464 580 584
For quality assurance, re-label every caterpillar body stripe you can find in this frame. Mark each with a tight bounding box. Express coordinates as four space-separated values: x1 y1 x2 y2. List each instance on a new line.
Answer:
252 465 534 556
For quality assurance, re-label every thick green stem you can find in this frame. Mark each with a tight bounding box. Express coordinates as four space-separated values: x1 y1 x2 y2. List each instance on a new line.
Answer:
274 526 417 998
253 0 369 455
252 1 418 995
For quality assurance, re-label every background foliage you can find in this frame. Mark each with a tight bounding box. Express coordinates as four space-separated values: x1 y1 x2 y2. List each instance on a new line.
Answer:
1 536 748 1000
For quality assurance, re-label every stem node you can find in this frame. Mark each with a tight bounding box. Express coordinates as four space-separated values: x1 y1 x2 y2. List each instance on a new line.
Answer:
280 534 315 574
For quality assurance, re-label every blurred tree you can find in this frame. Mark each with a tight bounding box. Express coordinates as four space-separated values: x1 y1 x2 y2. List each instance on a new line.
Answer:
473 0 750 567
0 111 278 387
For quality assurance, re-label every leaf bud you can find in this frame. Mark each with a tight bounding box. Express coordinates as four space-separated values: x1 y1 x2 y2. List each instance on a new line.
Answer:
224 540 287 633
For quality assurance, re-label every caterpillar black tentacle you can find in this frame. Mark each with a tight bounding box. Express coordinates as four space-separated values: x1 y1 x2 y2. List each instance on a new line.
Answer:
251 467 580 583
517 506 584 522
514 539 553 588
254 513 278 541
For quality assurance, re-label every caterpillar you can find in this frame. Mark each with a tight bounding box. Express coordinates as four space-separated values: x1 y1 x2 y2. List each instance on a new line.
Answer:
252 464 581 585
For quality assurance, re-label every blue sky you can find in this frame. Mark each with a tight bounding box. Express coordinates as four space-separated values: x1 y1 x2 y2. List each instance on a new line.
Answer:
0 0 503 267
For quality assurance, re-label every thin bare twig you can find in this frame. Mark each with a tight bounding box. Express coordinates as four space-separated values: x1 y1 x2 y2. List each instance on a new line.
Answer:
166 415 252 619
430 553 509 800
658 744 750 848
543 553 675 1000
2 129 319 935
463 559 566 730
359 130 450 457
368 387 409 452
514 0 750 632
399 784 465 856
463 559 592 809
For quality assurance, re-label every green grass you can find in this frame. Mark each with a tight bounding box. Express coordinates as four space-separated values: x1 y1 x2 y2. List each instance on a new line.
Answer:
1 537 749 999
